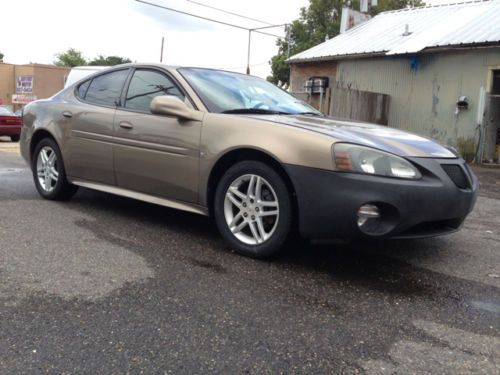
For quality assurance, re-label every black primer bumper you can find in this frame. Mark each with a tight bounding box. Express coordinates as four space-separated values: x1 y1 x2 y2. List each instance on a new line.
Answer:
284 157 478 240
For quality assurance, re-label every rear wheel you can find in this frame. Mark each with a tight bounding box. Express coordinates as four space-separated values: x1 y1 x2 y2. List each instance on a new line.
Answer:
32 138 78 200
10 135 20 142
214 161 292 258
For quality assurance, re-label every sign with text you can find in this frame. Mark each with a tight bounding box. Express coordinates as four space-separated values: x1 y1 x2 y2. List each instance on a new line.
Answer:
12 94 37 104
16 75 34 93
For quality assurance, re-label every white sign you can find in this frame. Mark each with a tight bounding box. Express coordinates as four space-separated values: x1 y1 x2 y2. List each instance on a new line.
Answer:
16 75 34 93
12 94 37 104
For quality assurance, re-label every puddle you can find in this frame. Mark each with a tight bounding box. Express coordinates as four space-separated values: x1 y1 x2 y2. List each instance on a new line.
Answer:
0 168 25 174
470 300 500 314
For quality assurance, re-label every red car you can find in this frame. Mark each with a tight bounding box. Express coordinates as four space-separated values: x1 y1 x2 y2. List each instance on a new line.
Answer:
0 107 22 142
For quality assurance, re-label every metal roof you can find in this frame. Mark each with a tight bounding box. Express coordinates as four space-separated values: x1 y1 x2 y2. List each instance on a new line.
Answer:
288 0 500 63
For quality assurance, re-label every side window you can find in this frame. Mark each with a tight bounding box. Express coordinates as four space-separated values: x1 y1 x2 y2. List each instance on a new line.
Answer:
125 70 185 113
84 69 129 107
76 79 90 99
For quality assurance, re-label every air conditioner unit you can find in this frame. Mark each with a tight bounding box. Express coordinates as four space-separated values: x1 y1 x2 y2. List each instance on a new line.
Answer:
305 77 329 94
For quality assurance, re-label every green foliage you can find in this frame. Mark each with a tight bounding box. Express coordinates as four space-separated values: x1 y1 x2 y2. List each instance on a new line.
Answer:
369 0 425 16
88 55 132 66
0 51 4 61
268 0 425 85
54 48 87 67
53 49 132 67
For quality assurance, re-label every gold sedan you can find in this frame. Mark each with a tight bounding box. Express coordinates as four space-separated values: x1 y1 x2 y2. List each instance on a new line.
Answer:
20 64 477 258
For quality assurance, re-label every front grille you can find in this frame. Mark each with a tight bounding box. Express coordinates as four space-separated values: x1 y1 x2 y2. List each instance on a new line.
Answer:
442 164 470 189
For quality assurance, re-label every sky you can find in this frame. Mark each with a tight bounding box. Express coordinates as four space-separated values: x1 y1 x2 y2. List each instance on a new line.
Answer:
0 0 309 78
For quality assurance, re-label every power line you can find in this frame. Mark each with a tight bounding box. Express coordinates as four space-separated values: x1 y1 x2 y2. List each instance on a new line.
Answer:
135 0 285 38
185 0 274 26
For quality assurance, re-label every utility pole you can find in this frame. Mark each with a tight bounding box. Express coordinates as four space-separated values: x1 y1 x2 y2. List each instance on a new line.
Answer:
286 24 291 59
160 37 165 63
246 31 252 74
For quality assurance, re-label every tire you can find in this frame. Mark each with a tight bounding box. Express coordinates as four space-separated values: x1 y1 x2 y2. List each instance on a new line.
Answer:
214 160 292 259
32 138 78 200
10 135 20 142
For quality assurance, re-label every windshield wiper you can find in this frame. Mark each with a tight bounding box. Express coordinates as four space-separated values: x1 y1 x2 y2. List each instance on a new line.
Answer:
221 108 291 115
296 111 324 117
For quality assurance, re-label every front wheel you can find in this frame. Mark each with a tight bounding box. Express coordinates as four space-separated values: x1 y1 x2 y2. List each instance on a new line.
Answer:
214 161 292 259
32 138 78 200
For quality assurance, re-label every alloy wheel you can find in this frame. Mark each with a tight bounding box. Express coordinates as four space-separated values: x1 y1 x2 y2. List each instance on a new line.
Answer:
223 174 280 245
36 146 59 193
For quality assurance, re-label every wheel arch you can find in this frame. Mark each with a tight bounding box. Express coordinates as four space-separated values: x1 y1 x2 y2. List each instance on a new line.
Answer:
206 148 298 219
29 129 60 165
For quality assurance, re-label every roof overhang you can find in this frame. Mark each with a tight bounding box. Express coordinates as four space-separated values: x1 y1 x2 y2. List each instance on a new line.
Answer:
288 42 500 65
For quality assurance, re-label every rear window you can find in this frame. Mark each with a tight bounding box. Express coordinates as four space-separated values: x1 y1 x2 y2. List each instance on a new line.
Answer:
83 69 129 107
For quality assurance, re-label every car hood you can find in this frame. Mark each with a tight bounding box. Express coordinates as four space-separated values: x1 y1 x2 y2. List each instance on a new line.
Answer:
252 114 455 158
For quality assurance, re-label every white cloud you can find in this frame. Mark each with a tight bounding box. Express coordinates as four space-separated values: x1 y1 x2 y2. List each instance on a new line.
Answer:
0 0 309 78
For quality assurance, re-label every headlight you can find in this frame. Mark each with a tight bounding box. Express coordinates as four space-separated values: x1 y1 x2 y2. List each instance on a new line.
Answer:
333 143 421 179
445 145 460 157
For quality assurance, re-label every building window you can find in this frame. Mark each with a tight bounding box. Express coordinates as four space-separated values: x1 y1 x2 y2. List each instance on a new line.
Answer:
492 70 500 95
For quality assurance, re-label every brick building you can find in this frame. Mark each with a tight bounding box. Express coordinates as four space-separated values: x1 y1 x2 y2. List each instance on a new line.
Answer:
0 63 70 112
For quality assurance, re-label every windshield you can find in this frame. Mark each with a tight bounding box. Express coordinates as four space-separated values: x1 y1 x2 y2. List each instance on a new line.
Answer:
179 68 320 115
0 107 14 116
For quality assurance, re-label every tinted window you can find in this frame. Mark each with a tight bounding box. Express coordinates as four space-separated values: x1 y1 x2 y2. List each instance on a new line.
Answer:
76 80 90 99
125 70 184 113
85 69 129 107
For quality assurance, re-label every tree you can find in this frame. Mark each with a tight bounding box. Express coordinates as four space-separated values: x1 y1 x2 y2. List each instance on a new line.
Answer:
54 48 87 67
88 55 132 66
268 0 424 85
369 0 424 15
0 51 4 62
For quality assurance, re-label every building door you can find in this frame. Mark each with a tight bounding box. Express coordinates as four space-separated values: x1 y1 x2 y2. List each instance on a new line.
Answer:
483 70 500 163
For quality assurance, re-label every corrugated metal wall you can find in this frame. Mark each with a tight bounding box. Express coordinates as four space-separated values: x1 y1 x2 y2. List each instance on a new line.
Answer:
335 48 500 160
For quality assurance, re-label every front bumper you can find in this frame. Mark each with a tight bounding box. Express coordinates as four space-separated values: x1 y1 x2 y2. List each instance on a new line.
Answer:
285 157 477 240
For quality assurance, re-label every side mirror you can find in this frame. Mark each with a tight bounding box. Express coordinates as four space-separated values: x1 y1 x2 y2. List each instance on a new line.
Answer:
150 95 203 121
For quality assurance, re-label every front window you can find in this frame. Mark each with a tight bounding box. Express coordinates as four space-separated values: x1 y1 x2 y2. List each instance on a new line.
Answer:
179 68 320 115
125 69 184 113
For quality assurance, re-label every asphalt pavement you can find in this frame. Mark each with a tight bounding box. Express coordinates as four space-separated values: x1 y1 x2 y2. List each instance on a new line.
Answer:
0 137 499 374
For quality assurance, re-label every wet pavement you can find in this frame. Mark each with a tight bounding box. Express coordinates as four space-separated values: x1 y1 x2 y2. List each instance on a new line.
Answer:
0 138 499 374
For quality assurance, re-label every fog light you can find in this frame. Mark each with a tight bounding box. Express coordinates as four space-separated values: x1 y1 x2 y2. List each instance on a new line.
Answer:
357 204 380 227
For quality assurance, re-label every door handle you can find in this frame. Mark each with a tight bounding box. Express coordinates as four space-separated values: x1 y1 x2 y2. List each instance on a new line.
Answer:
119 121 133 130
62 111 73 118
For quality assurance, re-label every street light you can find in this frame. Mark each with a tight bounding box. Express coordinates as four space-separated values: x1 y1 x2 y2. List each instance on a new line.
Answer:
135 0 289 75
246 23 289 75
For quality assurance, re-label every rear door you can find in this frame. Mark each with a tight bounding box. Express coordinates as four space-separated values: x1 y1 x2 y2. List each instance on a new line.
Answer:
64 68 130 184
113 68 201 203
